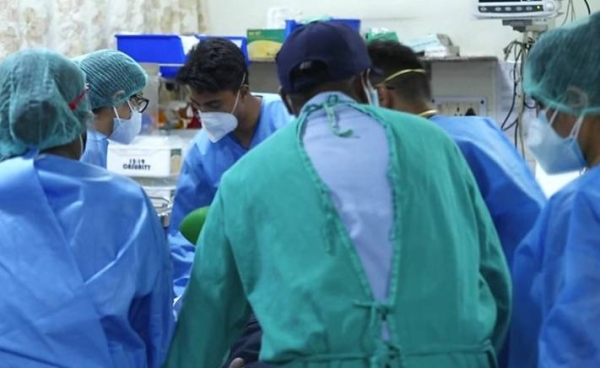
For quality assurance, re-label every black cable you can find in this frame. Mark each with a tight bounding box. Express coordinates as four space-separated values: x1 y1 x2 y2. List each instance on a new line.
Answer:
501 47 523 130
514 119 520 148
503 118 518 132
583 0 591 15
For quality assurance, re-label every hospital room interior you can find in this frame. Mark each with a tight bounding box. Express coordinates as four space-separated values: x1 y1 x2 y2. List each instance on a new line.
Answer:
1 0 599 367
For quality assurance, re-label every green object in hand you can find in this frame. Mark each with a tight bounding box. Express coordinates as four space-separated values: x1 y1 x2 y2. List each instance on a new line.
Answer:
179 206 210 246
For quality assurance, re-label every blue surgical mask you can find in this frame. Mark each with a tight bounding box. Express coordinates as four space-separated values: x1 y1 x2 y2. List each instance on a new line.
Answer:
110 102 142 145
526 109 586 174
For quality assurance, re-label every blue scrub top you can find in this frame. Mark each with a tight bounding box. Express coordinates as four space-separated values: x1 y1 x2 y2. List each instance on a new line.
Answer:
169 93 292 297
0 152 175 368
509 166 600 368
430 115 546 266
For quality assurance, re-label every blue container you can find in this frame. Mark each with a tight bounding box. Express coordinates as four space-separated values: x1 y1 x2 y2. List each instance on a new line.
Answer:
284 18 361 39
115 34 250 79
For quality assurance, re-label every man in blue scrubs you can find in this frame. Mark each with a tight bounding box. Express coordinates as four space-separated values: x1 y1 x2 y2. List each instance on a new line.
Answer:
169 38 292 368
170 37 292 292
368 40 546 268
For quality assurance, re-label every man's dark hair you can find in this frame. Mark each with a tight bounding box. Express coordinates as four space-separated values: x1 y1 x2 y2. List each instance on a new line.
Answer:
177 38 249 94
367 40 432 102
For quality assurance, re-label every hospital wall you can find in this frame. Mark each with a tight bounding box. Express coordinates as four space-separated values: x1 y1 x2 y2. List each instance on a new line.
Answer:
0 0 207 57
203 0 599 58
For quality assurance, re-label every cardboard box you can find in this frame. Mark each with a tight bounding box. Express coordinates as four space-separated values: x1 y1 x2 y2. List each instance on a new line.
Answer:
247 29 285 61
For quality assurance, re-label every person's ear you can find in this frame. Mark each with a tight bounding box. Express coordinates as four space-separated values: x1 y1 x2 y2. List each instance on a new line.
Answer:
239 84 250 100
279 87 297 116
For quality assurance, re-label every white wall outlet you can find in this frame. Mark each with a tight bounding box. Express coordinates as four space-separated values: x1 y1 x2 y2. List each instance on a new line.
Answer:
432 97 488 117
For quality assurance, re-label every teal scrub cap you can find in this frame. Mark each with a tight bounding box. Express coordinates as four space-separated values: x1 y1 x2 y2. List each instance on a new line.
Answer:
74 49 147 110
524 12 600 116
0 49 90 159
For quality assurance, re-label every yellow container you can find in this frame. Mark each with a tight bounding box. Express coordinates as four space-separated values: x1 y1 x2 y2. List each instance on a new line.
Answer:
247 29 285 61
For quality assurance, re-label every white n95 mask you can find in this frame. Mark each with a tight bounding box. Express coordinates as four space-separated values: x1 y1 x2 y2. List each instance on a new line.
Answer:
200 111 239 143
110 107 142 145
526 109 586 174
200 91 241 143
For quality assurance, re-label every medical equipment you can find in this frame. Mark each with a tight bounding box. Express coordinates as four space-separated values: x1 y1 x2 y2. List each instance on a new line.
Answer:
474 0 562 20
150 196 174 234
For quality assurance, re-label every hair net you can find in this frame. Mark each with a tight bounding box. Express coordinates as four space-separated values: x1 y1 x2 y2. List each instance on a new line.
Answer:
524 12 600 115
74 49 148 110
0 49 90 159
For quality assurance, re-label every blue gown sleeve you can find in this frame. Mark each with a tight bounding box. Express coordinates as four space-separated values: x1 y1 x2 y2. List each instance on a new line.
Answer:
469 172 513 354
165 190 251 368
538 193 600 368
168 145 217 297
507 206 549 368
457 137 545 267
130 196 176 368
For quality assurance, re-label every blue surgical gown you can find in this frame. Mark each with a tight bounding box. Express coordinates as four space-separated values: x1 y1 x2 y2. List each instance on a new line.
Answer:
509 165 600 368
80 130 109 168
168 93 292 296
0 152 175 368
430 115 546 266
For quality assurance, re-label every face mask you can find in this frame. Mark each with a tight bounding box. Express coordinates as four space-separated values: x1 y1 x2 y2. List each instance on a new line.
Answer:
78 134 85 158
200 92 241 143
363 77 379 107
526 109 586 174
110 104 142 145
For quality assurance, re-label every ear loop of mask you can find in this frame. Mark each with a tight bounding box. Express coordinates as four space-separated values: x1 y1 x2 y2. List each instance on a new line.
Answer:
382 69 427 85
230 73 247 115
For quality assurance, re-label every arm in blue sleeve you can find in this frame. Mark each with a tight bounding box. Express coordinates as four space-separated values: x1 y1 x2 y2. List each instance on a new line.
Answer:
169 145 216 233
458 140 546 266
538 194 600 368
165 190 251 368
168 145 217 297
467 165 512 354
130 197 175 368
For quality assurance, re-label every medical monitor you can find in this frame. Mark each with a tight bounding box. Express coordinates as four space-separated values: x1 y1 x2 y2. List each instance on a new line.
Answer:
475 0 561 19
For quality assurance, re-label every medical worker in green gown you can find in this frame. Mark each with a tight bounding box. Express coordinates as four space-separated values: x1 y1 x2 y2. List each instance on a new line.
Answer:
165 21 512 368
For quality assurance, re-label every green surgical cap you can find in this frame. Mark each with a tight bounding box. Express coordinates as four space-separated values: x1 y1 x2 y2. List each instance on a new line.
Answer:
524 12 600 115
74 49 147 110
0 49 90 159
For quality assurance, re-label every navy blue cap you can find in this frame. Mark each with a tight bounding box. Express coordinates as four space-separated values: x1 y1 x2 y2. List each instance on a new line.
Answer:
276 21 373 93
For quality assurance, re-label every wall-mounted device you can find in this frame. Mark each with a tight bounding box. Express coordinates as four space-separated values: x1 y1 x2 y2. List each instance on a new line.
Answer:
475 0 561 19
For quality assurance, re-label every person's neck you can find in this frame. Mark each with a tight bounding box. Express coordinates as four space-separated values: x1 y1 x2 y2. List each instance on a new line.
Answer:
587 147 600 169
93 116 113 137
393 99 435 118
233 94 262 149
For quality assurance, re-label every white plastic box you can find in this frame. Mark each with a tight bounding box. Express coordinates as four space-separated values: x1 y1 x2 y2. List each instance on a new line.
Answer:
107 135 184 178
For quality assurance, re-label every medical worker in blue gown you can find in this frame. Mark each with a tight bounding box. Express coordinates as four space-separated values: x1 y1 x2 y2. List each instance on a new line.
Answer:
508 12 600 368
168 38 292 296
0 49 174 368
75 49 149 168
368 40 546 268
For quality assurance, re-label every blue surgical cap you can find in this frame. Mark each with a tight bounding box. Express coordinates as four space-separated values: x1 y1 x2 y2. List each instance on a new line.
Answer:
525 12 600 115
0 49 90 159
74 49 148 110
